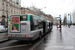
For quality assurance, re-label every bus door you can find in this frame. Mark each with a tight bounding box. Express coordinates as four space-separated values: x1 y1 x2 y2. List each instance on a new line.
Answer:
45 22 48 33
51 23 53 30
49 23 50 31
43 21 46 34
20 15 30 36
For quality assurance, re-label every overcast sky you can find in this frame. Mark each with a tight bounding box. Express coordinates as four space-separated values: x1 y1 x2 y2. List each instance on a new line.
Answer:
21 0 75 19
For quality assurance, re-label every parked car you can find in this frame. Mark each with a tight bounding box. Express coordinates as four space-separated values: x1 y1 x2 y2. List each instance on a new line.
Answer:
0 25 8 32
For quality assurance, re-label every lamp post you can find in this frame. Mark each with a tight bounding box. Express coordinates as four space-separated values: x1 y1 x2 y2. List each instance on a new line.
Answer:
7 13 8 27
39 7 46 10
39 7 46 17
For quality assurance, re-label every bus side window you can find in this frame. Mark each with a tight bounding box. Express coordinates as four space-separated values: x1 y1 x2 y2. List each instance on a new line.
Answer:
33 17 39 30
20 16 27 21
30 16 35 31
38 21 43 29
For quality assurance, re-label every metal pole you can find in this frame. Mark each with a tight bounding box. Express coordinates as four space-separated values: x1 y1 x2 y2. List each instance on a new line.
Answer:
59 15 61 33
6 13 8 32
64 17 67 26
70 13 71 24
60 18 61 32
65 17 66 25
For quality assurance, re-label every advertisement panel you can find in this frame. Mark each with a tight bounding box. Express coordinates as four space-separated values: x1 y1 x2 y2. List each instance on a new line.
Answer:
10 16 20 32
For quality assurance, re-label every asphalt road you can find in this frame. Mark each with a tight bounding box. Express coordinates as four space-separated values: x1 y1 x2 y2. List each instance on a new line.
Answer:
33 26 75 50
0 31 51 50
0 26 75 50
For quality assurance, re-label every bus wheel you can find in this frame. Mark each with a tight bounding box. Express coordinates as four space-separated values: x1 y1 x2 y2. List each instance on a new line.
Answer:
39 32 42 39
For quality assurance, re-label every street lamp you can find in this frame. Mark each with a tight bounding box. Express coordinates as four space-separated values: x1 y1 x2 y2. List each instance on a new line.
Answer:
39 7 46 17
7 13 8 27
39 7 46 10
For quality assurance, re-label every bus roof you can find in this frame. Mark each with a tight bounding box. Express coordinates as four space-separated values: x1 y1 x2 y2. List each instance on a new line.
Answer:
9 14 52 22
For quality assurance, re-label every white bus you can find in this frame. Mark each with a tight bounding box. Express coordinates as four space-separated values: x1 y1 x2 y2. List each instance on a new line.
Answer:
8 14 53 41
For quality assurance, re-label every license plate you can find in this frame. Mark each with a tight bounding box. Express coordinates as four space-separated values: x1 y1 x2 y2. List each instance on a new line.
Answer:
16 35 22 37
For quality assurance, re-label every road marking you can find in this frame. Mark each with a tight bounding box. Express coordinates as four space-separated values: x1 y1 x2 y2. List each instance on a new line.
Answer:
0 42 32 50
64 27 75 38
68 28 75 31
28 39 43 50
28 34 49 50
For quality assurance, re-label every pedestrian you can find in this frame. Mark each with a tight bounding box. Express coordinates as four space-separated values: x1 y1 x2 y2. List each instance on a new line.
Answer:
68 24 71 28
57 24 59 30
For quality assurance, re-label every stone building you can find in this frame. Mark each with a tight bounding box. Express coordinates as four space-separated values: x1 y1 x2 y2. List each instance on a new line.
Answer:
0 0 21 22
21 7 53 22
21 7 38 16
53 17 60 25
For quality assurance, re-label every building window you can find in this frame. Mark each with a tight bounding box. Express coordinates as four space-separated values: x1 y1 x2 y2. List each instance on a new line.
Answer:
16 10 17 13
2 1 4 5
2 7 4 11
6 3 8 6
16 2 18 4
14 9 15 12
18 11 19 13
6 13 8 18
6 8 8 12
17 11 18 13
11 0 12 1
11 8 12 12
10 3 12 6
2 12 4 15
14 4 15 7
6 0 9 2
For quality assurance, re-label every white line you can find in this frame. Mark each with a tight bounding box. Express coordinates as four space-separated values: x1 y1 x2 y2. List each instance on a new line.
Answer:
64 27 75 38
28 34 49 50
28 39 43 50
0 42 32 50
69 28 75 31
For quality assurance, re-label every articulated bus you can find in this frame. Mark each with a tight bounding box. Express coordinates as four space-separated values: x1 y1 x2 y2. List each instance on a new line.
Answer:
8 14 53 41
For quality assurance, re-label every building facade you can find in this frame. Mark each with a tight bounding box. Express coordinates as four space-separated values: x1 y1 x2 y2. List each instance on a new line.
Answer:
21 7 53 22
21 7 38 16
72 12 75 23
0 0 21 22
53 17 59 25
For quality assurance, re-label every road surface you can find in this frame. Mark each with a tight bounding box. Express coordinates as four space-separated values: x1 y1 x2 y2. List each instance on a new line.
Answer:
0 25 75 50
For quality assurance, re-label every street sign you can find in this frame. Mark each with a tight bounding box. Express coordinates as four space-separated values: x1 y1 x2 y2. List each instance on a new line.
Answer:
68 21 70 23
56 17 60 18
